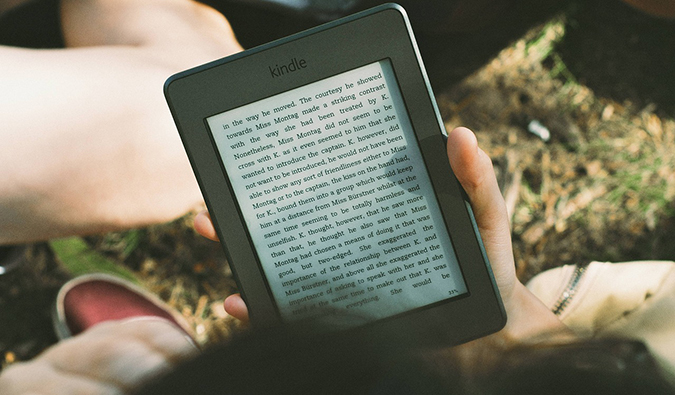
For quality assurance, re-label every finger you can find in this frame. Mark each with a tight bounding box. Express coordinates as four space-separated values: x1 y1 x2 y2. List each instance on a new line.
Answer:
40 320 194 392
223 294 249 324
193 210 219 241
0 360 121 395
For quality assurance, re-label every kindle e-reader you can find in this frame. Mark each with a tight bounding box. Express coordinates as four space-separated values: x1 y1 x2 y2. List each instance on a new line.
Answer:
165 3 505 344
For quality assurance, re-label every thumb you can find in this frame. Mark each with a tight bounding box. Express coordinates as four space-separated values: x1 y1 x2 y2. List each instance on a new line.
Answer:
446 127 516 297
446 127 509 238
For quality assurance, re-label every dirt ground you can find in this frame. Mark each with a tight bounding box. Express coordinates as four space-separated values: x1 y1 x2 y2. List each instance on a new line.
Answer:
2 0 675 369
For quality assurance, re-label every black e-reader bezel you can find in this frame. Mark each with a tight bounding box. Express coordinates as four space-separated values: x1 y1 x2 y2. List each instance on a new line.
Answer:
165 3 505 344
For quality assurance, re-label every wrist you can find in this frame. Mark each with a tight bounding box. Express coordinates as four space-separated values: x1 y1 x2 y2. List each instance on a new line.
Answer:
498 281 575 346
444 281 575 377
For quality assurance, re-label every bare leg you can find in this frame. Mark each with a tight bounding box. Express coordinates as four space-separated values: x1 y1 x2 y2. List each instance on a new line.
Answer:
0 0 243 244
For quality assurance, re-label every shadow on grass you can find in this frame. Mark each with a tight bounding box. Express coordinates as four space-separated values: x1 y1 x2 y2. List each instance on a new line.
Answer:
0 245 68 366
209 0 569 91
556 0 675 116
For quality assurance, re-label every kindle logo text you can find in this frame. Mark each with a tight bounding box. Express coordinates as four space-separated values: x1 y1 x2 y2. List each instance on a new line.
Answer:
269 58 307 78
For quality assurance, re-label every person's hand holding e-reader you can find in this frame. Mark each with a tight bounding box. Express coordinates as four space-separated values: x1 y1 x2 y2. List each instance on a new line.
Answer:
165 3 505 345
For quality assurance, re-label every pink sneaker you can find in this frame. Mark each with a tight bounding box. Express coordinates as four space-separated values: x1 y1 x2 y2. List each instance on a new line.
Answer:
52 273 195 341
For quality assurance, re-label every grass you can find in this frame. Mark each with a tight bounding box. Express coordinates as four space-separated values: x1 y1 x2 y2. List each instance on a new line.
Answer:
439 3 675 278
5 0 675 363
49 237 138 283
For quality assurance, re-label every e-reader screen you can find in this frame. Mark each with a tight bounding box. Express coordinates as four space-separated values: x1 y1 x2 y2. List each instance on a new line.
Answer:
206 59 468 321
